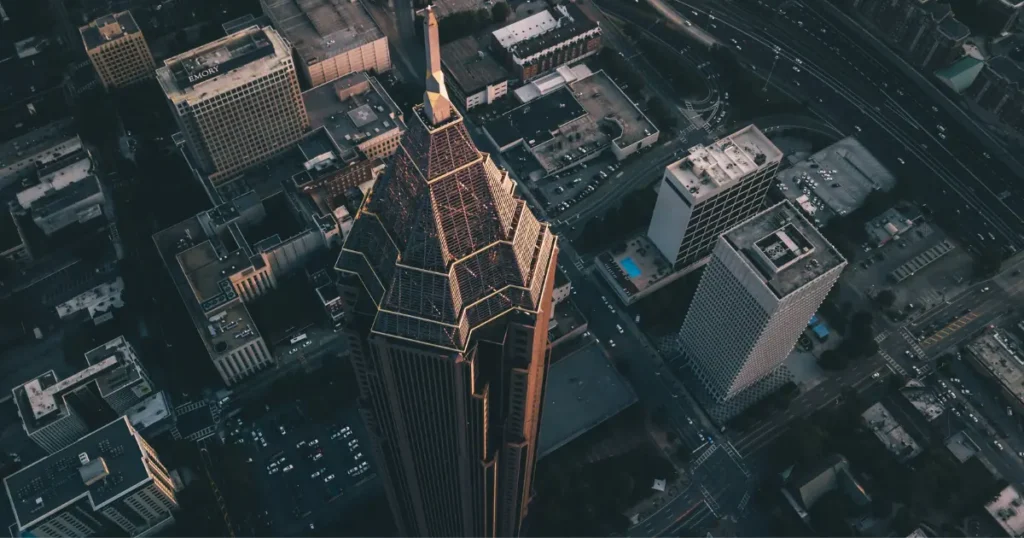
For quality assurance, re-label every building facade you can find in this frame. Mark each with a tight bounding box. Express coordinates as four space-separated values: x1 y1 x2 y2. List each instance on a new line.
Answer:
680 202 846 422
968 56 1024 130
334 8 558 536
13 336 156 454
491 4 602 80
647 125 782 273
261 0 391 87
156 26 309 185
848 0 969 71
4 417 178 538
79 11 155 89
441 35 510 110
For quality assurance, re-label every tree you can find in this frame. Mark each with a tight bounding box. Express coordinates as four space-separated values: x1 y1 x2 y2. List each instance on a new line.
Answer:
874 289 896 309
491 1 511 23
819 349 847 371
809 490 854 537
974 244 1003 278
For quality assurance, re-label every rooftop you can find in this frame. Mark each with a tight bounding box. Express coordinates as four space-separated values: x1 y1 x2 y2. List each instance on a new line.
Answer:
485 86 587 149
966 330 1024 406
55 276 124 320
537 343 637 458
4 417 150 532
666 125 783 204
30 173 103 220
303 71 405 160
156 26 290 101
79 11 142 51
723 201 846 298
861 402 923 462
570 70 656 150
776 136 895 225
899 379 945 422
864 206 918 246
12 336 147 433
986 485 1024 538
261 0 383 65
945 430 980 463
493 4 598 61
0 119 79 179
440 35 510 94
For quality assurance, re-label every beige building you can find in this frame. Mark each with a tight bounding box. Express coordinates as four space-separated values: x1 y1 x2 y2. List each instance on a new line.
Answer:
80 11 156 89
303 71 405 161
4 416 179 538
261 0 391 88
156 26 309 185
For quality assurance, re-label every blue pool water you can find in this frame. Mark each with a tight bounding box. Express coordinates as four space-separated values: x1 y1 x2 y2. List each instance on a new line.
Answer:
621 257 642 278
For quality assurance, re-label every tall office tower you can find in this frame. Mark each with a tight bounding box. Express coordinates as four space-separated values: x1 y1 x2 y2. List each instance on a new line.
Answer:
4 416 179 538
647 125 782 274
156 26 309 185
79 11 155 89
334 7 558 536
12 336 157 454
680 201 846 423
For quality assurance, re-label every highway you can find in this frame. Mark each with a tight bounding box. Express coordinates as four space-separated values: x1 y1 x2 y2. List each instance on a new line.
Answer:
597 0 1024 256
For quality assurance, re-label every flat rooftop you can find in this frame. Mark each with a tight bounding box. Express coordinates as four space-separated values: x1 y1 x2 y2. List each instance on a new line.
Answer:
966 330 1024 406
4 417 148 532
571 70 656 150
723 201 845 298
537 342 637 458
157 26 290 102
441 35 510 94
0 119 78 176
30 174 102 219
486 86 587 148
861 402 922 462
494 4 598 60
945 430 980 463
153 216 261 356
777 137 895 224
261 0 383 64
666 125 783 204
303 71 404 159
986 485 1024 538
80 11 142 50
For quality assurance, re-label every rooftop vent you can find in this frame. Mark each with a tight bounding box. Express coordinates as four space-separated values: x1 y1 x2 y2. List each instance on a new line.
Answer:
78 452 89 465
754 153 767 166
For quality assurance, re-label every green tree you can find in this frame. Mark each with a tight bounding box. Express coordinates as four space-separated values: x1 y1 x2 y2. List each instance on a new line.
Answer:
874 289 896 309
491 1 511 23
819 349 847 370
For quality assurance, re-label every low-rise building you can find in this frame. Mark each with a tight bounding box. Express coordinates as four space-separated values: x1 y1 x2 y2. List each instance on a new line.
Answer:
79 11 156 89
491 3 601 80
864 206 920 247
303 71 405 162
260 0 390 87
553 266 571 306
441 35 510 110
965 330 1024 416
484 70 657 174
861 402 923 461
968 56 1024 131
986 484 1024 538
780 454 871 523
55 277 125 324
4 416 179 538
12 336 158 454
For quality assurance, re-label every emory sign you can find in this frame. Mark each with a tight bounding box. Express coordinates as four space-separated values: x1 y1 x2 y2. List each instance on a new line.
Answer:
188 66 220 83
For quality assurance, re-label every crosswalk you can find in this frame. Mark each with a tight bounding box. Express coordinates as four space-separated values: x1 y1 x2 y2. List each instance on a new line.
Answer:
692 444 718 467
572 257 586 271
900 327 926 357
874 330 890 343
699 485 721 516
722 441 751 478
878 348 908 377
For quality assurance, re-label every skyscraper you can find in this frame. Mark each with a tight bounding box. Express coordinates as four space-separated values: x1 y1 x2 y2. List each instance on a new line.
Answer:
79 11 156 90
156 26 309 185
647 125 782 273
679 201 846 422
334 7 558 536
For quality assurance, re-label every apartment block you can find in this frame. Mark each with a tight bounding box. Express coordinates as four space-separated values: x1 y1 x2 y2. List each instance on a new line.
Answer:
680 202 846 422
647 125 782 273
156 26 309 185
261 0 391 88
80 11 155 89
12 336 162 454
4 416 178 538
491 3 601 80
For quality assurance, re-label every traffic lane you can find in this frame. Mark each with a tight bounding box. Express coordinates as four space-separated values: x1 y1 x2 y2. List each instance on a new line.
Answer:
945 359 1024 458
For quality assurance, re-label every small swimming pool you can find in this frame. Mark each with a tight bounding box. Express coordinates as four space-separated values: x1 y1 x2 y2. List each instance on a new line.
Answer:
621 257 642 278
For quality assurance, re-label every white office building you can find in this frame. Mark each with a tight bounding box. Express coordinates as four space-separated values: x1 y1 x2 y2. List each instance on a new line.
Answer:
647 125 782 274
680 201 846 422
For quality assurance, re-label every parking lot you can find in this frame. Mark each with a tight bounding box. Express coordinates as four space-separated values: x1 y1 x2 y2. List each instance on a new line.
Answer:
534 153 624 217
223 402 376 535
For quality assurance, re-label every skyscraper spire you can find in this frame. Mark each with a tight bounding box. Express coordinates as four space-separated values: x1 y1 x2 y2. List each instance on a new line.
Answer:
423 5 452 125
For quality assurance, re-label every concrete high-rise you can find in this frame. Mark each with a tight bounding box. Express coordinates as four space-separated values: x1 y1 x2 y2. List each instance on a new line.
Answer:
680 201 846 422
334 7 558 536
4 416 179 538
156 25 309 185
79 11 156 89
647 125 782 274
